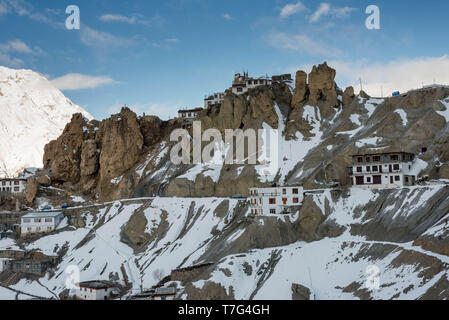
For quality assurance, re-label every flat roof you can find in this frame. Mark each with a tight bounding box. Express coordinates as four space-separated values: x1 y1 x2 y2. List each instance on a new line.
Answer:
351 152 415 157
77 280 115 289
22 212 63 219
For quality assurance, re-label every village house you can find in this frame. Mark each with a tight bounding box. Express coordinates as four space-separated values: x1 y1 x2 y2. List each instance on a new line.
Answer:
21 211 64 237
153 287 177 300
178 107 203 129
348 152 418 188
12 260 50 275
0 178 27 194
0 211 25 231
204 92 225 108
75 281 118 300
249 185 304 216
231 72 272 95
0 258 13 272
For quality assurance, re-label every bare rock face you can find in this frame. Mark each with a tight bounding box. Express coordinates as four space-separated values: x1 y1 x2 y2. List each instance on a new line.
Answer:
43 113 92 184
42 107 177 201
297 196 325 242
308 62 338 117
24 177 38 205
343 86 355 106
96 108 144 196
292 70 308 107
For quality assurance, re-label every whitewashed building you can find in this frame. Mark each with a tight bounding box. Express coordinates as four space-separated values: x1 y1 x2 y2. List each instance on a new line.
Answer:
249 186 304 215
231 72 272 95
75 281 117 300
21 212 64 236
348 152 418 188
0 179 27 194
204 92 225 108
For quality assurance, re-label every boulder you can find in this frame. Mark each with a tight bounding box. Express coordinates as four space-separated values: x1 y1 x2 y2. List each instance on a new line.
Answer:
24 177 38 206
291 283 311 300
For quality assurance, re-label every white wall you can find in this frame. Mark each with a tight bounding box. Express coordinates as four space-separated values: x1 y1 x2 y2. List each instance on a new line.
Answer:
76 287 114 300
0 180 26 193
249 187 304 215
21 214 63 236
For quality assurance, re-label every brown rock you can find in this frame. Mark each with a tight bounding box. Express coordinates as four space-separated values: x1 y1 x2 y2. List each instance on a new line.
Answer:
308 62 338 117
343 86 355 106
297 196 325 242
292 70 308 107
24 178 38 206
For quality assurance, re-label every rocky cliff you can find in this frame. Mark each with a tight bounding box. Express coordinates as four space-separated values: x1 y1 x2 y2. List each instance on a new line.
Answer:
28 62 449 204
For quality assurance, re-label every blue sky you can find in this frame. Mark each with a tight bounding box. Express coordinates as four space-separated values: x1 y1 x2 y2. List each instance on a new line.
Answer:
1 0 449 120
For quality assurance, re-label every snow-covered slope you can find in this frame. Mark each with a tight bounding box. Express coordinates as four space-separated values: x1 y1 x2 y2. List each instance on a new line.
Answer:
1 185 449 300
0 66 92 178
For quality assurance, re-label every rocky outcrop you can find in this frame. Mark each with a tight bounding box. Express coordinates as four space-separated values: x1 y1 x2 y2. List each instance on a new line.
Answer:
308 62 338 117
24 177 38 206
41 107 181 202
291 70 308 107
297 196 325 242
343 86 355 106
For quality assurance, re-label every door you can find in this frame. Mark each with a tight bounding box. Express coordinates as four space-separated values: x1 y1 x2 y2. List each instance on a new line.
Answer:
356 176 364 185
373 175 382 184
389 165 392 173
390 176 394 184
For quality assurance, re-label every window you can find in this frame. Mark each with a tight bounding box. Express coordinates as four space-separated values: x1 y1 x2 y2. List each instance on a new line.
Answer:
45 218 52 222
393 164 400 171
34 219 41 223
405 177 409 183
357 167 362 173
270 209 276 214
14 187 19 192
391 155 399 161
23 218 31 223
283 189 286 195
293 198 299 204
237 87 243 92
269 198 276 204
14 181 19 185
366 157 371 163
395 176 400 181
372 166 378 172
373 156 381 162
357 157 363 163
366 166 371 172
367 177 371 183
293 189 299 194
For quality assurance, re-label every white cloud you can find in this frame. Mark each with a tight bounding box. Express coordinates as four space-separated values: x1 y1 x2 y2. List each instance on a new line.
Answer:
165 38 180 43
222 13 232 20
310 2 331 22
99 13 163 26
0 52 24 67
0 2 9 15
265 32 341 57
280 1 306 18
310 2 355 23
51 74 117 91
0 39 32 53
292 56 449 97
80 26 134 48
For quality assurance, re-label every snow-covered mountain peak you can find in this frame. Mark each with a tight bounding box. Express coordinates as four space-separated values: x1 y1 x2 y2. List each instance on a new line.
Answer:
0 66 93 178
